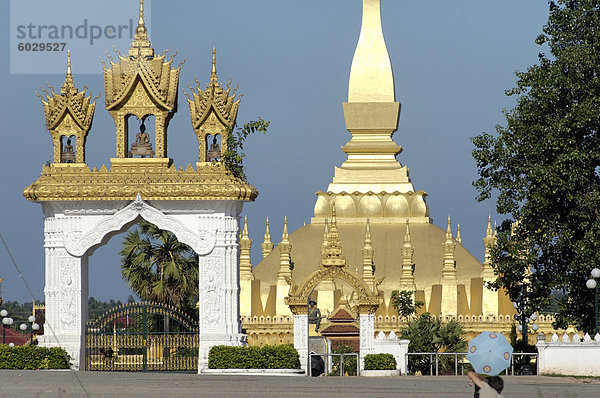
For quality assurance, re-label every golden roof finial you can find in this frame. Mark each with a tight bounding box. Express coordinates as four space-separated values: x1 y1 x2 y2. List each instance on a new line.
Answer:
494 220 497 238
446 215 453 240
129 0 153 58
486 215 493 238
240 216 253 278
362 219 375 285
242 215 249 237
137 0 147 35
400 218 416 290
282 216 289 240
261 217 274 259
211 47 217 84
61 50 75 94
348 0 394 102
403 218 411 246
456 223 462 244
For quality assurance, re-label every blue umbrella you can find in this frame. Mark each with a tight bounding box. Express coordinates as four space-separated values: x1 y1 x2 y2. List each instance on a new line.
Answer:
466 331 513 376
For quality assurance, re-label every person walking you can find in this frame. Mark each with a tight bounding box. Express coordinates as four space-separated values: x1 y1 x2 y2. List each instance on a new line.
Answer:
468 370 504 398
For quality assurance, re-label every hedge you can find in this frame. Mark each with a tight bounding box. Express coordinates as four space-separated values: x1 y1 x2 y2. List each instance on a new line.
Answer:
208 344 300 369
364 353 397 370
0 345 70 369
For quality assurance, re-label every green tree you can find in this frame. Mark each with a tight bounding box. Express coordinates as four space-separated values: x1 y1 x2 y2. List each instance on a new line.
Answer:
400 313 466 375
471 0 600 333
120 221 199 318
222 118 270 180
390 290 424 318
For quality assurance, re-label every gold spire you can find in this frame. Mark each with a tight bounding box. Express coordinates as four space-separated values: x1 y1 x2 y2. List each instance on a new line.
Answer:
282 216 289 240
400 219 416 290
211 47 218 84
361 219 375 286
137 0 146 34
348 0 394 102
129 0 153 58
60 50 76 95
321 203 347 267
261 217 274 259
456 223 462 244
321 218 329 257
278 216 292 279
240 216 253 280
483 215 496 280
442 216 457 280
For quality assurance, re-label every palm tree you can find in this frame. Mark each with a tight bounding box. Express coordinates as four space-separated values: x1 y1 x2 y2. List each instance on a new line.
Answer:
120 220 199 317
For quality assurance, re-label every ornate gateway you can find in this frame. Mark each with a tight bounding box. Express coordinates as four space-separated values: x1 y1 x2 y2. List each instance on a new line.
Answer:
85 302 198 372
25 0 256 371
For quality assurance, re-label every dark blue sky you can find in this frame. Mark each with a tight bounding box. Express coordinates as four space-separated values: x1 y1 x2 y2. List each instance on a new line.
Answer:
0 1 550 303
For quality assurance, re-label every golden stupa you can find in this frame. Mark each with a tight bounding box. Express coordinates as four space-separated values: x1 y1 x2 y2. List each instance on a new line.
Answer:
238 0 564 346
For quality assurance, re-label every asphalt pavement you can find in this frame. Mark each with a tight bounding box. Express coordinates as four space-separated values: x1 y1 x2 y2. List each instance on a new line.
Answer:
0 371 598 398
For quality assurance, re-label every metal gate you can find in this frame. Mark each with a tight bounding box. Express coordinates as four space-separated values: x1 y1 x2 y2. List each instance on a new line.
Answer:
85 302 199 372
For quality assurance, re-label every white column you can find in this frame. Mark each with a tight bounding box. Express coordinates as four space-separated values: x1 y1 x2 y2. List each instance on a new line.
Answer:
39 243 88 370
359 313 375 372
293 314 309 373
197 213 246 372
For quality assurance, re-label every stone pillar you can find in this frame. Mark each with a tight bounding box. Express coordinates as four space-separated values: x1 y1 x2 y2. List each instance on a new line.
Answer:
39 242 88 370
293 314 309 373
359 313 375 371
197 214 246 372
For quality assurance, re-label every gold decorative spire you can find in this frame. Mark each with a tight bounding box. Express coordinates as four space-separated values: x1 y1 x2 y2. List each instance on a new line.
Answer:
456 223 462 244
129 0 153 58
482 216 496 280
240 216 253 280
361 219 375 286
400 219 416 290
321 218 329 257
348 0 394 102
321 203 347 267
186 48 241 163
278 216 292 279
36 51 96 164
442 216 457 280
61 50 75 93
211 47 217 84
261 217 274 259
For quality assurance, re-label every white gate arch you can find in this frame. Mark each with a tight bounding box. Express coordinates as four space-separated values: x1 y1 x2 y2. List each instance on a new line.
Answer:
38 194 247 370
26 3 256 371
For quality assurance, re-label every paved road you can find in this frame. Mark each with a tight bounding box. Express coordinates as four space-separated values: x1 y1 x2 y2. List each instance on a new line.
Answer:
1 371 598 397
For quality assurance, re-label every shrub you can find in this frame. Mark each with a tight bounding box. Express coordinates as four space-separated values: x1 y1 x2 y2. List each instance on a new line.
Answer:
364 353 396 370
208 344 300 369
0 345 70 369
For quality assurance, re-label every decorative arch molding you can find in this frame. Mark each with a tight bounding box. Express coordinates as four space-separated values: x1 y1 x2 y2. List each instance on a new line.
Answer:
64 193 217 257
285 265 381 315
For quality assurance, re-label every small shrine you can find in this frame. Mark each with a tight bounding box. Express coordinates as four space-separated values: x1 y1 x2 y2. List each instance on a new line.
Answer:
320 305 360 352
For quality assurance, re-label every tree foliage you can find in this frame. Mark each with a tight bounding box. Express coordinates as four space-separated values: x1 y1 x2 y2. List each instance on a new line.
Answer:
390 290 425 318
222 118 270 180
471 0 600 332
120 221 198 318
400 313 466 374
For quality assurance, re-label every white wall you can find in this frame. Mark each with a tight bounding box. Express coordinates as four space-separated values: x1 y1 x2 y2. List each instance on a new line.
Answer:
373 331 409 375
537 333 600 376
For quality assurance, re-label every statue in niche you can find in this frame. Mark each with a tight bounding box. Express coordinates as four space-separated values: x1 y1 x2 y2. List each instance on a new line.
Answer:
207 135 221 162
308 300 323 332
129 120 155 158
61 138 76 163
